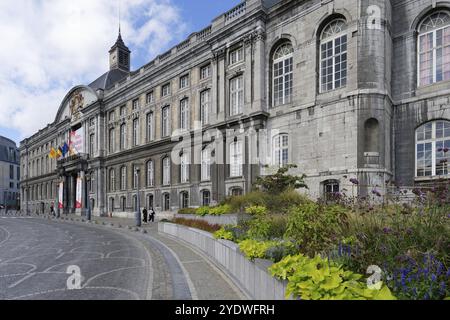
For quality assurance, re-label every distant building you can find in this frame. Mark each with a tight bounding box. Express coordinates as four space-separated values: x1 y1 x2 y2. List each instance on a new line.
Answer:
0 136 20 209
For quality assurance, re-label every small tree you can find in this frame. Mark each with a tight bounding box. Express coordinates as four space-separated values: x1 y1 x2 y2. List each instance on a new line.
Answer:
255 165 308 195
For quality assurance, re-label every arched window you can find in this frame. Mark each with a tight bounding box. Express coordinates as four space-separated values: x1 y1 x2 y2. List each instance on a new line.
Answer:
416 120 450 177
418 11 450 86
272 42 294 107
163 193 170 211
180 191 189 209
109 169 115 192
146 112 154 142
200 90 210 126
147 194 154 209
180 98 190 131
120 166 127 190
162 157 171 185
364 118 380 153
230 187 243 197
180 152 190 183
273 134 289 167
202 190 211 207
146 160 154 187
110 198 115 212
320 18 348 92
162 106 170 137
323 180 340 202
121 197 126 211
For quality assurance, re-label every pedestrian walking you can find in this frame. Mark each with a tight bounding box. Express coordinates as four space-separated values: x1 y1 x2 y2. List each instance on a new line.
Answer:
142 207 148 224
149 207 155 223
50 203 55 217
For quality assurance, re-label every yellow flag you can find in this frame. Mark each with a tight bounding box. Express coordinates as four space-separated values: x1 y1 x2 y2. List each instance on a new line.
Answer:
49 148 57 159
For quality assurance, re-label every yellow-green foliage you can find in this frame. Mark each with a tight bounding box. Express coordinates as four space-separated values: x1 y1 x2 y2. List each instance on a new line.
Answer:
269 254 396 300
214 228 234 241
209 204 233 216
195 206 210 217
245 205 268 216
238 239 278 261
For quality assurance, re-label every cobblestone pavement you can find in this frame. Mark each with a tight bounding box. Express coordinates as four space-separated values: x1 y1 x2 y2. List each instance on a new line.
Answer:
0 212 246 300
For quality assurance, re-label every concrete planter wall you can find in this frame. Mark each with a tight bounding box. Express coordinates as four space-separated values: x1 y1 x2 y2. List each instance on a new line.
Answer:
173 213 245 225
158 222 289 300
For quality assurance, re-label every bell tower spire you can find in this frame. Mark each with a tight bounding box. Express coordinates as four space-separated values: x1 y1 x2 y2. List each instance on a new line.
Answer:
109 16 131 72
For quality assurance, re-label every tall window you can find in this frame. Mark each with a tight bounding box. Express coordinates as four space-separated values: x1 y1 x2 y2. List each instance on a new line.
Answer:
180 75 189 89
109 169 115 192
89 134 95 156
120 106 126 117
200 64 211 79
120 166 127 190
416 120 450 177
109 111 115 122
180 152 190 183
109 128 115 153
133 119 139 146
180 99 190 131
230 76 244 116
230 141 243 177
133 165 139 189
162 106 170 137
132 99 140 111
200 90 210 126
202 190 211 207
120 124 126 150
162 83 171 97
320 19 348 92
201 148 211 181
146 112 154 142
273 134 289 167
418 11 450 86
146 91 154 104
229 47 244 65
163 157 171 185
273 42 294 106
163 193 170 211
180 192 189 209
146 160 154 187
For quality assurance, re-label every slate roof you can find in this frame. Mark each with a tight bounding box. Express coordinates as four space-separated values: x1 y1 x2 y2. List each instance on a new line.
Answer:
88 68 129 91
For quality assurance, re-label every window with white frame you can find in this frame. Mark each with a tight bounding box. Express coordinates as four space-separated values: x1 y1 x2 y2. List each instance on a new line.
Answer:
109 111 115 122
162 106 170 137
179 75 189 89
201 148 211 181
120 106 126 117
147 160 154 187
200 90 210 126
230 76 243 116
163 157 171 185
418 11 450 86
273 42 294 107
162 83 171 97
109 128 115 153
416 120 450 177
180 152 190 183
273 134 289 167
200 64 211 79
120 124 126 150
230 141 243 177
320 19 348 92
229 47 244 65
180 192 189 209
89 133 95 156
133 118 139 146
146 112 154 142
146 91 154 104
133 165 139 189
132 99 140 111
120 166 127 190
180 99 190 131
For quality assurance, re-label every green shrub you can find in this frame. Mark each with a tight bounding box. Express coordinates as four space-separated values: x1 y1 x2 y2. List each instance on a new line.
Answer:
285 203 347 256
195 206 210 217
245 205 268 216
269 254 396 300
178 208 197 215
238 239 278 261
254 165 308 194
213 227 234 241
209 204 233 216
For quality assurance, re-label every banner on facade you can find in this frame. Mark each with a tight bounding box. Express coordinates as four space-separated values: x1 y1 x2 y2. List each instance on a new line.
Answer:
58 182 64 209
70 127 84 155
76 177 82 209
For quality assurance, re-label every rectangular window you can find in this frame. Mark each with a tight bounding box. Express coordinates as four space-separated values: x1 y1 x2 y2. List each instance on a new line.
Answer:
146 112 154 142
162 107 170 137
89 134 95 155
180 153 190 183
120 106 126 117
180 99 190 131
273 57 293 106
230 141 243 177
109 129 115 153
133 119 139 146
200 90 210 126
230 76 244 116
132 99 140 111
10 165 14 180
200 64 211 79
201 149 211 181
162 83 171 97
179 75 189 89
419 26 450 86
229 47 244 65
320 35 347 92
163 158 171 185
109 111 115 122
146 91 154 104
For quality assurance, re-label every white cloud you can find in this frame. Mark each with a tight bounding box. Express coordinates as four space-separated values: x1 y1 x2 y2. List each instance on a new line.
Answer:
0 0 187 142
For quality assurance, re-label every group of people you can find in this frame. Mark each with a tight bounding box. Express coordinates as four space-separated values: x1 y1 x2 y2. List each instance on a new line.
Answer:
142 207 155 224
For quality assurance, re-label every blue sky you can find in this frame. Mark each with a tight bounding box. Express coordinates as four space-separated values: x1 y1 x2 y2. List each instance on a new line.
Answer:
0 0 242 146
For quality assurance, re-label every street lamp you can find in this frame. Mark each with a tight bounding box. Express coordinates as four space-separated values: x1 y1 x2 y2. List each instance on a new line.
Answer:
134 165 141 227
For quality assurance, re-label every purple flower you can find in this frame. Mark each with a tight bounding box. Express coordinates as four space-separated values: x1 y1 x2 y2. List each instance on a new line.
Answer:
350 178 359 185
447 214 450 219
383 227 392 234
431 274 437 282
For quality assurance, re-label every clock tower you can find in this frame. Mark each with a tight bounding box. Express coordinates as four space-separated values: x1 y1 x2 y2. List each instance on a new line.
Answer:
109 29 131 72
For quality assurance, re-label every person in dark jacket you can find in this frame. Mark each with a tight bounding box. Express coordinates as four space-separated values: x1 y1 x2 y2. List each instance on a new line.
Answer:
142 207 148 224
149 207 155 223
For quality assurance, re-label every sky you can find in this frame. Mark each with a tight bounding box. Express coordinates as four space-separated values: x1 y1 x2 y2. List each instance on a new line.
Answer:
0 0 242 146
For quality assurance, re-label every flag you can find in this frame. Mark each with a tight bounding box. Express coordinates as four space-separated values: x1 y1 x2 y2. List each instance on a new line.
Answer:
62 143 69 157
57 147 63 158
49 148 57 159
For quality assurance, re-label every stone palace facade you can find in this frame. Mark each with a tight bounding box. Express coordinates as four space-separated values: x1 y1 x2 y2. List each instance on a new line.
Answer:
20 0 450 216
